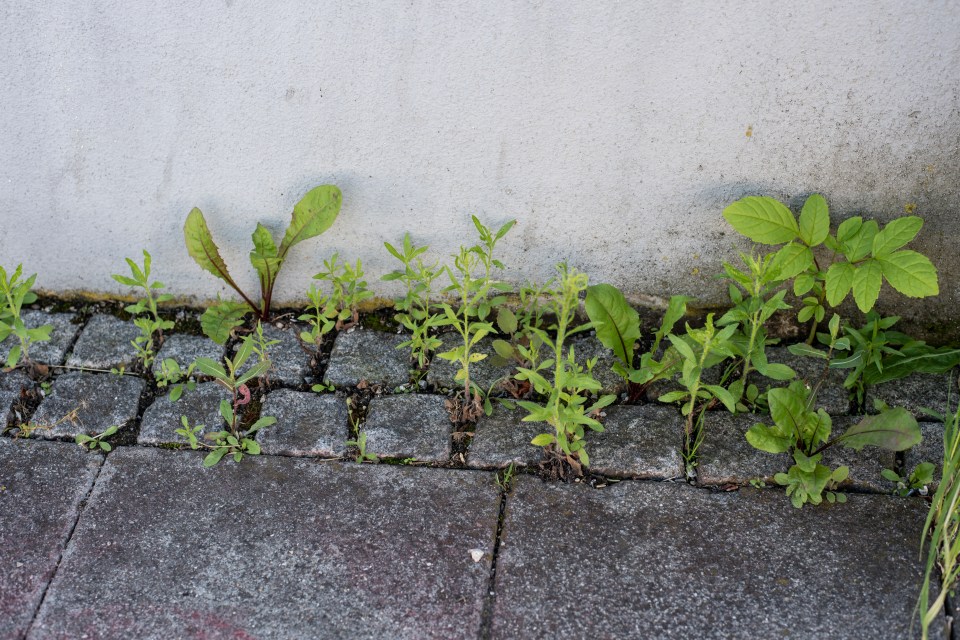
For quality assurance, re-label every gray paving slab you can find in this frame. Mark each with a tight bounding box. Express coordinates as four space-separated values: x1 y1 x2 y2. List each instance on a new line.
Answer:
697 411 789 485
427 332 516 393
492 477 934 639
0 368 34 424
363 394 450 462
587 405 684 479
151 333 224 376
0 310 80 366
866 371 958 420
324 327 410 390
65 313 142 370
821 416 897 493
467 405 544 469
29 448 498 640
760 345 851 415
29 372 145 439
904 421 946 487
138 382 229 446
257 389 349 457
0 439 101 639
236 323 314 386
570 333 625 397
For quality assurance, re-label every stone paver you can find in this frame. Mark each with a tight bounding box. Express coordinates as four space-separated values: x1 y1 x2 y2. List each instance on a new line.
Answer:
257 389 348 457
0 310 80 366
761 345 851 415
0 439 101 639
151 333 224 376
821 416 896 493
30 372 145 439
492 477 933 639
587 405 684 479
867 371 958 420
236 323 314 387
467 406 544 469
138 382 229 446
904 421 946 487
324 328 410 390
0 368 34 424
427 332 516 393
363 394 450 462
65 313 141 370
697 411 789 485
570 333 625 396
30 448 498 639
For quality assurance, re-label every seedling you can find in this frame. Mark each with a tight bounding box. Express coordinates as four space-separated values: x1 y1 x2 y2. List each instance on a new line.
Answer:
155 358 197 402
300 253 373 349
882 462 934 497
76 425 119 452
184 184 342 343
112 250 175 371
383 233 445 369
0 264 52 369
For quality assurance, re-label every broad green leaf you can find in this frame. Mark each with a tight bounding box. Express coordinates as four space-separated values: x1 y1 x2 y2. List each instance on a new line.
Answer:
496 307 517 335
851 259 882 313
194 357 227 380
876 250 939 298
184 208 234 284
872 216 923 257
838 408 921 452
767 387 807 435
864 347 960 385
667 334 696 364
278 185 342 256
250 223 281 291
793 449 820 473
492 339 515 360
793 273 815 296
236 360 271 385
798 194 830 246
746 423 793 454
835 217 862 243
824 262 855 307
842 220 878 262
704 384 736 412
722 196 799 244
584 284 640 366
772 243 814 280
200 301 248 345
248 416 277 431
531 433 555 447
753 361 796 381
204 448 228 467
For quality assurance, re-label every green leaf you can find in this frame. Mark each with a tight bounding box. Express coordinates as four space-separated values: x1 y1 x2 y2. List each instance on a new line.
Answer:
835 217 863 243
219 399 234 425
278 185 343 256
872 216 923 257
753 361 796 381
746 423 793 454
772 243 814 280
825 262 855 307
250 223 281 291
798 194 830 246
496 307 517 335
184 208 235 284
236 361 271 385
584 284 640 367
864 347 960 385
722 196 799 244
193 357 227 380
200 301 248 345
767 387 807 435
204 448 228 467
667 334 696 364
787 343 828 359
843 220 878 262
704 385 736 413
838 408 921 452
531 433 555 447
851 259 882 313
876 250 939 298
492 339 515 360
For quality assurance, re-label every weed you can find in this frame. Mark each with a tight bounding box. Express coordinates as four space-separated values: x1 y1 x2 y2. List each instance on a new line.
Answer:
299 253 374 349
0 264 52 369
155 358 197 402
112 250 175 371
76 425 119 452
882 462 934 497
383 233 445 369
345 431 377 463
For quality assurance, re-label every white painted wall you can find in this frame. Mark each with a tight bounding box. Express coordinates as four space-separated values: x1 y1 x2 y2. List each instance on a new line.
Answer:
1 1 958 322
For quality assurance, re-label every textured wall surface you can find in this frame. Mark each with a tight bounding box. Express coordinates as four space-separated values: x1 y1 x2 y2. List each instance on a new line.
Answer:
1 1 958 326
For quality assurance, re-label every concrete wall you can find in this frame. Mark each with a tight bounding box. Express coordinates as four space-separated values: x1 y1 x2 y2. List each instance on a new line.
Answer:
1 1 958 325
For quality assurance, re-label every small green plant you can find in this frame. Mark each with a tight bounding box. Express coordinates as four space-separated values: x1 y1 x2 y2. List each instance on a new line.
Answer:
515 263 616 474
723 194 939 340
882 462 934 497
345 431 377 464
112 250 175 371
491 280 554 369
155 358 197 402
0 264 52 369
383 234 445 369
76 425 119 452
495 462 516 491
184 185 342 343
437 216 515 421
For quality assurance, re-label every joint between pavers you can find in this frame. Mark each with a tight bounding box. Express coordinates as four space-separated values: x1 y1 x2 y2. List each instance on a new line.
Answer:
477 485 509 640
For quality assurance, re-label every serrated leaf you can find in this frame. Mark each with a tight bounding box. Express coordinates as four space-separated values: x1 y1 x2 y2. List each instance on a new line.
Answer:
843 220 878 262
872 216 923 257
838 408 920 452
278 185 342 255
876 250 939 298
722 196 799 244
184 208 234 284
772 243 814 280
851 259 882 313
798 194 830 246
496 307 517 335
200 301 248 345
584 284 640 366
746 423 793 454
824 262 855 307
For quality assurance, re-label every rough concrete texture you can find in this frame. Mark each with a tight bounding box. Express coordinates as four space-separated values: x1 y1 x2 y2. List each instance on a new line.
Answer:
138 382 229 446
65 314 141 370
466 405 544 469
324 328 409 390
697 411 789 485
0 368 33 423
363 395 450 462
866 371 958 420
0 309 79 366
570 333 624 397
492 478 934 639
587 405 684 479
761 345 851 415
257 389 348 457
821 416 896 493
0 439 100 639
29 448 498 639
904 421 946 487
30 372 145 438
236 322 314 387
427 332 515 393
151 333 224 376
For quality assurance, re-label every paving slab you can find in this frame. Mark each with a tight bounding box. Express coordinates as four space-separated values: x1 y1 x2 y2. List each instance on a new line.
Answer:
0 368 34 425
866 371 958 420
65 313 141 371
29 372 145 439
467 405 544 469
29 448 498 639
324 327 410 390
427 332 516 393
236 323 314 387
0 439 101 639
904 421 946 487
760 345 851 415
0 310 80 366
363 394 450 462
151 333 224 376
138 382 230 446
492 477 934 639
587 405 684 479
257 389 349 457
697 411 789 485
570 333 625 397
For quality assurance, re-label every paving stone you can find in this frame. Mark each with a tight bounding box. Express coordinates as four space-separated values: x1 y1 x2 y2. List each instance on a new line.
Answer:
820 415 897 493
257 389 349 457
324 327 410 389
570 333 625 396
138 382 229 446
492 477 934 639
759 345 851 415
0 368 34 424
30 372 145 439
866 371 958 420
363 394 450 462
0 309 80 366
30 448 498 639
587 405 684 479
427 332 516 393
0 439 101 639
904 421 946 487
65 313 141 370
235 323 314 387
467 405 544 469
150 333 224 376
697 411 789 485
